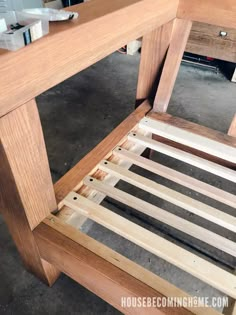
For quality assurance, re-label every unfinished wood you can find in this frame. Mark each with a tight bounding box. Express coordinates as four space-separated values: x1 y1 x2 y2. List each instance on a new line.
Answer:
136 20 174 105
113 147 236 208
84 175 236 256
64 193 236 299
186 22 236 63
0 0 179 118
55 101 151 205
128 133 236 183
97 161 236 233
153 19 192 112
0 100 59 285
139 117 236 164
34 217 192 315
58 128 151 228
148 111 236 148
36 215 220 315
229 115 236 137
178 0 236 29
148 111 236 168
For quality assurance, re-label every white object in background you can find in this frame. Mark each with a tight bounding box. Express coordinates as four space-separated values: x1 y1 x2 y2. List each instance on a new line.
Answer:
0 18 7 32
22 8 79 21
127 39 142 56
232 67 236 83
0 11 49 51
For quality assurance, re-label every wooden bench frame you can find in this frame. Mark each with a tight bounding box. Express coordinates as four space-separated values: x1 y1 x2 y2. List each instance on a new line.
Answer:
0 1 236 314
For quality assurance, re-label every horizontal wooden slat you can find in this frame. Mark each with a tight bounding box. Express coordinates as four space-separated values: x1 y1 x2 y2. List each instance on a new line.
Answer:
113 147 236 208
178 0 236 29
147 111 236 147
54 101 151 205
84 175 236 256
0 0 178 117
96 161 236 233
128 133 236 183
64 193 236 298
34 216 189 315
37 215 221 315
139 117 236 164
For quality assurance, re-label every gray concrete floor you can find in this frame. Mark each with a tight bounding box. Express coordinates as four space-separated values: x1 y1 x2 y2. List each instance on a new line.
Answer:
0 52 235 314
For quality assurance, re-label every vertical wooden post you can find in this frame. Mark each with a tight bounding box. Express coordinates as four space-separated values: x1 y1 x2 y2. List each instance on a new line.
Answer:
228 114 236 136
136 20 174 106
0 100 60 285
223 114 236 315
153 19 192 112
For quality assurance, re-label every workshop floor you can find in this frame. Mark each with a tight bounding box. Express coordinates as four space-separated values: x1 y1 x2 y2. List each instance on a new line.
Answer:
0 52 235 314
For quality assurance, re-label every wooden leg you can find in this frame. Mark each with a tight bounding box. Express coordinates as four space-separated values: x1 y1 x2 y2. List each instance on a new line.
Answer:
136 20 174 107
0 100 60 285
228 114 236 136
223 115 236 314
223 115 236 315
153 19 192 112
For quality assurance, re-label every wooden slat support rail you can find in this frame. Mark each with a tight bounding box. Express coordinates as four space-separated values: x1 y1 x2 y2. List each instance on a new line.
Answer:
148 112 236 148
147 111 236 168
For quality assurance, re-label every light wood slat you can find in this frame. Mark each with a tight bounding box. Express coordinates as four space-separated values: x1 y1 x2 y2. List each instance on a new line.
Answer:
84 175 236 256
64 192 236 299
97 162 236 232
113 147 236 208
147 111 236 148
41 215 221 315
128 133 236 183
139 117 236 164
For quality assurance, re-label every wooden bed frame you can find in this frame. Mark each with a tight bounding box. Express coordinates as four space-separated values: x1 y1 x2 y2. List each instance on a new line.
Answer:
0 0 236 314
